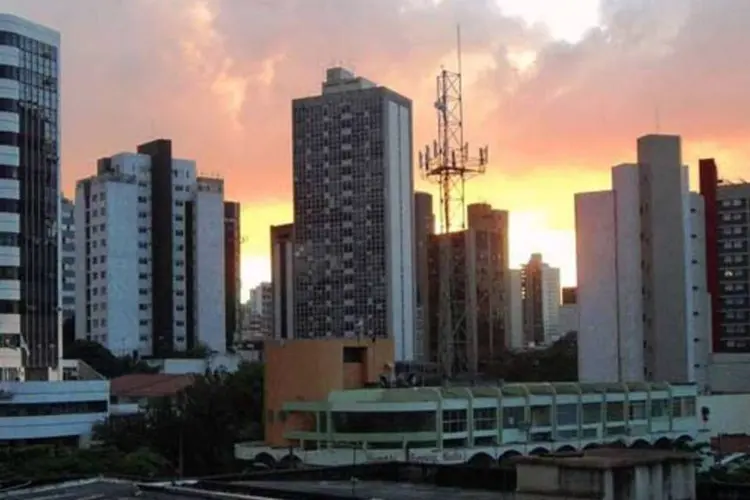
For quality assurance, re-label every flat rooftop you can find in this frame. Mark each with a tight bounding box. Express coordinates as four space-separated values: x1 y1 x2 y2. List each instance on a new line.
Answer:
235 479 506 499
514 448 697 469
1 479 234 500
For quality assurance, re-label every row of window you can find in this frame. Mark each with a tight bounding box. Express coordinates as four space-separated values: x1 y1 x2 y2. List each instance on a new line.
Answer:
0 65 56 86
321 398 694 435
0 31 58 56
0 400 106 418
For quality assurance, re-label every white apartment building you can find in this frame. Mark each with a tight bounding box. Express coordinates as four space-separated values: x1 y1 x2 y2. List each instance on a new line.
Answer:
74 139 226 358
541 264 561 344
248 282 272 337
61 197 75 318
576 134 710 389
558 304 579 337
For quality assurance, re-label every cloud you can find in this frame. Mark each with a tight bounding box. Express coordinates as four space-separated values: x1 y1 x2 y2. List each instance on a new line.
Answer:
487 0 750 176
4 0 750 278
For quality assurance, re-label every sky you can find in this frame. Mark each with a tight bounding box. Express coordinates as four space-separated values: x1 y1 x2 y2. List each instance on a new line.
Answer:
5 0 750 298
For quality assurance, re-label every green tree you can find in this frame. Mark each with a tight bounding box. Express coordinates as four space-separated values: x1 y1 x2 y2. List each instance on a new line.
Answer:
116 448 172 477
64 339 157 378
0 445 171 480
94 361 264 477
487 332 578 382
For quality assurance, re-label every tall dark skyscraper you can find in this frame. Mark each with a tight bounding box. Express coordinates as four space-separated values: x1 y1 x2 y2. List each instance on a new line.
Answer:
291 67 416 360
0 15 60 380
224 201 241 348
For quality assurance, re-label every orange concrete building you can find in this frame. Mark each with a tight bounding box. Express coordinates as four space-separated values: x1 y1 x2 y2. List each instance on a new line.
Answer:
264 337 394 447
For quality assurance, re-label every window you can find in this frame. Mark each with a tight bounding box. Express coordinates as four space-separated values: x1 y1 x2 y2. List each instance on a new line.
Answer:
530 406 551 427
606 402 624 421
628 401 646 420
556 404 578 427
651 399 669 418
442 410 467 433
582 403 600 424
473 408 496 431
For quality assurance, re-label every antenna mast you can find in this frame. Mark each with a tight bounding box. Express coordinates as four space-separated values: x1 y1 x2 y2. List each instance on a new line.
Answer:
419 25 489 378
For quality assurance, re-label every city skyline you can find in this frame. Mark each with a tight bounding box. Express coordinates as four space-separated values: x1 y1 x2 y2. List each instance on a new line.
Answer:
4 0 750 295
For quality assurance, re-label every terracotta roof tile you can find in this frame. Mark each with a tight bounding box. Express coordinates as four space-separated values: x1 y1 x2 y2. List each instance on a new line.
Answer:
111 373 195 398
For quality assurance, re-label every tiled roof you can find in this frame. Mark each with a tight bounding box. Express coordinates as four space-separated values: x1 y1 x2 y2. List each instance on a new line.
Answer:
110 373 195 398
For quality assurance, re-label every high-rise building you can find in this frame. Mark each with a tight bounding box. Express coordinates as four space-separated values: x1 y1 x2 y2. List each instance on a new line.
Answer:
508 269 523 349
561 287 577 305
698 158 750 392
61 197 75 319
224 201 241 348
249 282 273 336
576 134 710 388
74 140 227 357
558 286 578 338
413 192 434 361
0 15 61 380
292 67 416 360
271 223 294 340
520 253 560 346
467 203 511 352
426 203 509 373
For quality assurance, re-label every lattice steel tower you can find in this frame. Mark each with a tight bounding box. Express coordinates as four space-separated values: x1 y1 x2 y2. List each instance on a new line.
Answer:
419 27 489 378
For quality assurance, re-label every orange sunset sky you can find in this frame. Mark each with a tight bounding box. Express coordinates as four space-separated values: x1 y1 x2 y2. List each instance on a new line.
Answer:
6 0 750 300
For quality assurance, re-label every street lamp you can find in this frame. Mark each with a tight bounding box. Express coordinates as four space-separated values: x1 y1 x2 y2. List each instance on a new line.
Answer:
175 391 186 478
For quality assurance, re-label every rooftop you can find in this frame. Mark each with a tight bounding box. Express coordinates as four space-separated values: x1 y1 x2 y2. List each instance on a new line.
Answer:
1 478 205 500
321 381 683 404
110 373 194 398
514 448 697 470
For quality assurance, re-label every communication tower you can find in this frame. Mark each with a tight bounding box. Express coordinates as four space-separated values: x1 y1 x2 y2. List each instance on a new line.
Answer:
419 26 489 378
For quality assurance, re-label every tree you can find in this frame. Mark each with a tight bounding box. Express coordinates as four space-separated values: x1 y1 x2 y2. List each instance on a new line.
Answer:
94 361 264 477
64 339 158 378
0 445 171 480
486 332 578 382
62 315 75 351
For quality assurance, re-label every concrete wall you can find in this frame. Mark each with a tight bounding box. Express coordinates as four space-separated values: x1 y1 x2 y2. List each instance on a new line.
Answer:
264 338 394 446
575 191 620 382
193 182 227 353
699 393 750 436
0 380 109 443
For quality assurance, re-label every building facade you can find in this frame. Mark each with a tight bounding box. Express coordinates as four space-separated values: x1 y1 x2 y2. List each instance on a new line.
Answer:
0 15 61 380
576 135 710 388
427 204 509 374
413 192 434 361
562 287 577 305
249 282 273 337
0 379 109 446
61 196 75 318
237 380 701 467
467 203 511 355
558 286 578 338
223 201 241 349
292 67 416 360
520 253 560 346
508 269 523 349
698 158 750 392
74 140 227 357
271 223 294 340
